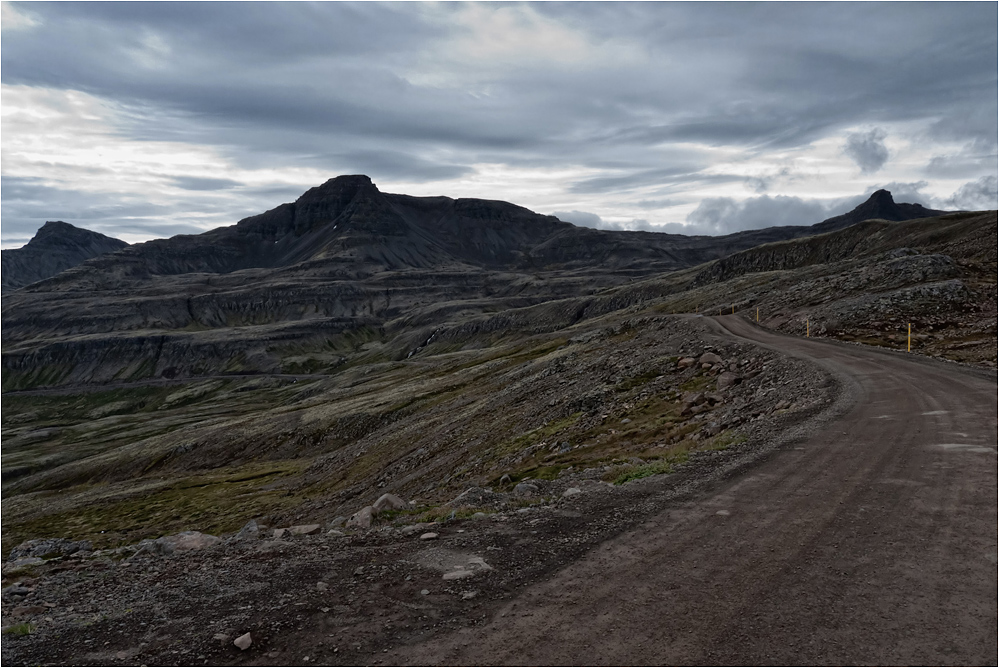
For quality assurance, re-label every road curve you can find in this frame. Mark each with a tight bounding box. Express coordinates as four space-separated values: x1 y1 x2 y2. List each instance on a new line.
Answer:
395 315 998 666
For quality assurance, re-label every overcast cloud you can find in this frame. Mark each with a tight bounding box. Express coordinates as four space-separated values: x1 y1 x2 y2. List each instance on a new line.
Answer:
2 2 996 247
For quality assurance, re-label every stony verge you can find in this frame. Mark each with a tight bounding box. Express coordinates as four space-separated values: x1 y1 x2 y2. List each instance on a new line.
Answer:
1 320 837 667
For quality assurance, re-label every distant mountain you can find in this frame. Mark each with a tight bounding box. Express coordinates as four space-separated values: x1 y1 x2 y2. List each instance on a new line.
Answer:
1 177 958 389
15 177 949 290
1 221 128 293
810 189 947 234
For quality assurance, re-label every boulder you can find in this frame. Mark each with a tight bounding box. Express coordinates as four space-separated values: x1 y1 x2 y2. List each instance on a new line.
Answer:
234 632 252 650
234 520 260 541
7 538 93 562
287 524 321 536
698 352 723 366
716 372 741 389
151 531 220 556
513 482 539 497
345 506 374 530
677 357 696 369
419 532 439 541
372 493 407 514
562 488 582 498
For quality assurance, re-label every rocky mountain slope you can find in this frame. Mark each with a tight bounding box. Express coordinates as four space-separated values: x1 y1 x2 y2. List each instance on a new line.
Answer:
1 222 128 294
0 177 951 391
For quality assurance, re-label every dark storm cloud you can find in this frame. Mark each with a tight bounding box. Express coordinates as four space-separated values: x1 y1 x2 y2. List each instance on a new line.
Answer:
171 176 242 191
844 129 889 174
5 2 996 169
686 195 835 234
945 176 998 211
2 1 996 244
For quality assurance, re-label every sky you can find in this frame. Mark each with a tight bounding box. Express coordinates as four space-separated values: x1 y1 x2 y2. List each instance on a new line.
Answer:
2 1 996 248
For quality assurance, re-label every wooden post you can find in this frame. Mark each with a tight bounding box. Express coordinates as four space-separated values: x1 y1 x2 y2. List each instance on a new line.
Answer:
806 318 809 338
908 323 911 352
756 307 759 322
732 305 734 314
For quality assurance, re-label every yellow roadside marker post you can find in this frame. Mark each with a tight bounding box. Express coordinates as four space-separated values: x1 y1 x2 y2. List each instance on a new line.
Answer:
756 307 759 322
806 318 809 338
908 323 911 352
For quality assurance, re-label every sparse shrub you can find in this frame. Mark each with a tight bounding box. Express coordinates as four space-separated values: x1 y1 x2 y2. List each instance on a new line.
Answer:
3 623 35 636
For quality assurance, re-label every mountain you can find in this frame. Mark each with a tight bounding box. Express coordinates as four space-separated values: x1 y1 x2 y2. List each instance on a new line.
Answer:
810 189 946 234
1 177 956 390
1 221 128 293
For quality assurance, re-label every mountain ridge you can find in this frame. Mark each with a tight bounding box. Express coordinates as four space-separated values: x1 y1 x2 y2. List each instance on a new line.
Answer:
1 221 128 293
7 177 950 295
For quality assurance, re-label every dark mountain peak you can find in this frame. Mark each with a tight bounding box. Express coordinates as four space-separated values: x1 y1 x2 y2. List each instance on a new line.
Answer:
853 189 903 220
291 175 394 235
812 190 947 234
296 175 378 205
27 221 127 251
2 222 128 293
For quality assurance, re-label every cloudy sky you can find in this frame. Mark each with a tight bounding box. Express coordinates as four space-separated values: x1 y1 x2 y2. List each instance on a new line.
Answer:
2 1 996 247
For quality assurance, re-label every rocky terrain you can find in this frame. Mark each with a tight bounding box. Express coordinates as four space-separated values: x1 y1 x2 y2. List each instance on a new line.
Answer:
1 315 838 666
1 176 994 665
1 222 128 294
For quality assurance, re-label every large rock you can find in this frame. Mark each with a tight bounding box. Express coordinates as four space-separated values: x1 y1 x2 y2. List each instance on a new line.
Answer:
345 506 374 529
677 357 697 369
234 520 260 541
372 493 407 514
447 486 507 507
698 352 723 366
717 372 742 389
286 524 321 536
234 632 252 650
513 482 539 497
7 538 93 561
151 531 220 556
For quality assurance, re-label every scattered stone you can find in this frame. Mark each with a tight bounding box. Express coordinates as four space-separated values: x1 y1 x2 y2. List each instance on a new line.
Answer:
499 474 512 485
7 538 93 561
316 581 329 591
234 632 252 651
327 516 347 528
2 585 30 602
401 523 435 535
419 532 439 541
448 486 506 507
699 352 723 366
151 531 220 556
372 493 407 513
513 482 539 497
420 589 430 595
272 528 287 540
345 506 374 530
287 524 321 536
234 520 260 541
443 570 474 581
12 605 46 617
717 372 742 389
562 487 582 498
465 556 492 572
327 529 344 536
461 591 478 600
2 557 44 575
678 357 696 369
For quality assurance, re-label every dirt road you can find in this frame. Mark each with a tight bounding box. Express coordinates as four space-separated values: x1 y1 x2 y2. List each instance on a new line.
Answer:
393 315 998 666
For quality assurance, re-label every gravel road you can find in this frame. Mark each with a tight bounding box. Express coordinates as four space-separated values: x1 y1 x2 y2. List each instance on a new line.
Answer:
393 315 998 666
